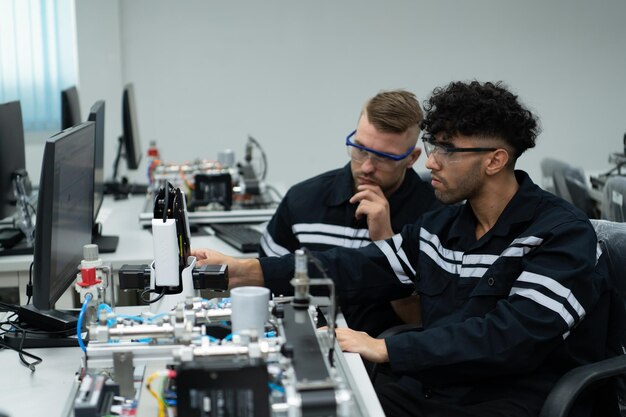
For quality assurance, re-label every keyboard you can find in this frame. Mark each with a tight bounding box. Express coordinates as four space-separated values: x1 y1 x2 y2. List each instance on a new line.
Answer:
209 223 262 253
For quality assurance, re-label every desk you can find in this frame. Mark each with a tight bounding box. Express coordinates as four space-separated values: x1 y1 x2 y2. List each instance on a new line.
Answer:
0 196 386 416
0 346 81 417
0 195 255 307
0 312 384 417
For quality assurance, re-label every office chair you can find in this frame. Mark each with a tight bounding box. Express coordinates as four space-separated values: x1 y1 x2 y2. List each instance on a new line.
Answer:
539 219 626 417
540 158 567 195
540 158 586 204
602 176 626 222
564 174 601 219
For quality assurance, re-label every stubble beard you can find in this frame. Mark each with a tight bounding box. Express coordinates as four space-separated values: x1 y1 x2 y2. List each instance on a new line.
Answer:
434 163 482 205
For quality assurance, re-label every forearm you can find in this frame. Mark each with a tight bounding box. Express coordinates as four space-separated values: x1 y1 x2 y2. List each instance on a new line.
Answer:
191 248 266 289
368 223 394 241
228 258 265 288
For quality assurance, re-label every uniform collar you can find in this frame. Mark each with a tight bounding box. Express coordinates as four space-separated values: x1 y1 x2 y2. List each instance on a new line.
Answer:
489 170 542 236
449 170 542 241
325 163 421 207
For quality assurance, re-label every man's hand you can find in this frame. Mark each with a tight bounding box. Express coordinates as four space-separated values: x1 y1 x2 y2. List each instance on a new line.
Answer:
349 184 394 241
327 327 389 363
190 249 265 288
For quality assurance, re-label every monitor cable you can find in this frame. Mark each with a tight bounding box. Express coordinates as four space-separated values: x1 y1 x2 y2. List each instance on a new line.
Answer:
26 261 33 305
247 135 268 181
0 302 42 371
0 332 43 371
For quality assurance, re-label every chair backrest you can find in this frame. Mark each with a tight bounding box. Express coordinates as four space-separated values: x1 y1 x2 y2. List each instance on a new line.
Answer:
540 158 586 204
565 175 600 218
540 158 564 194
602 176 626 222
591 219 626 417
592 219 626 305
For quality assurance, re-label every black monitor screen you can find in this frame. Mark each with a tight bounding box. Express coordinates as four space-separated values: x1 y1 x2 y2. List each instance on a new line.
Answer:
122 83 142 170
88 101 105 220
33 122 95 310
0 101 26 220
61 86 82 130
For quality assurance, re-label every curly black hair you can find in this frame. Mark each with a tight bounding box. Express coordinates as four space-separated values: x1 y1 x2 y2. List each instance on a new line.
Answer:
421 81 540 159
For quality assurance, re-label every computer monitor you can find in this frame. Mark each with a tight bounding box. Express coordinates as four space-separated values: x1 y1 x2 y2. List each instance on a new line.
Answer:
0 101 26 220
122 83 142 170
88 101 119 253
19 122 95 334
108 83 146 197
89 101 105 220
61 86 82 130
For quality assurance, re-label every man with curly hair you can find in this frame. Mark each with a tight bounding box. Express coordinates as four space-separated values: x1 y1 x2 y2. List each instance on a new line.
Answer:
193 81 611 417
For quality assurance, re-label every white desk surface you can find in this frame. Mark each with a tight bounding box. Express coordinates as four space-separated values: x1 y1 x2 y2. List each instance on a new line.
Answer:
0 312 383 417
0 346 82 417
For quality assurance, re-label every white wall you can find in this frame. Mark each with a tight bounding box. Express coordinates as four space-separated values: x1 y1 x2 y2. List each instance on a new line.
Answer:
74 0 125 184
72 0 626 190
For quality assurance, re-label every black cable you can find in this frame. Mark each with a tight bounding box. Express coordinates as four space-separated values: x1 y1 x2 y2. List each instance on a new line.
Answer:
0 313 18 336
247 135 268 180
26 261 34 305
0 337 42 371
16 328 42 371
0 318 43 372
265 184 284 203
0 308 84 371
140 287 166 304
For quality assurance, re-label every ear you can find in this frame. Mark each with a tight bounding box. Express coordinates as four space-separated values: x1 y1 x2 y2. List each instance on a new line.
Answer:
405 147 422 169
484 148 510 176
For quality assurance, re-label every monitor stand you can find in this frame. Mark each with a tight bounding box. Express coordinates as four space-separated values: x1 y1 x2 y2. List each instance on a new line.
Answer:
2 329 81 349
103 179 148 199
93 223 119 254
1 305 83 349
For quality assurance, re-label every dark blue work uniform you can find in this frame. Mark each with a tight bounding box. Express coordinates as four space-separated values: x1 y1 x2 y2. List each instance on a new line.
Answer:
259 163 440 336
260 170 611 417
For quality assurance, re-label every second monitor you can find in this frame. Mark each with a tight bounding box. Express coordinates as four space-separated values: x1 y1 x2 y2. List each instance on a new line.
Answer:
107 83 147 197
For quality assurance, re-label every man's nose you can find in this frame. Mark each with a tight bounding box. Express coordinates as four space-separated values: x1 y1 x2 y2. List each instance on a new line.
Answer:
425 153 439 170
361 156 376 173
